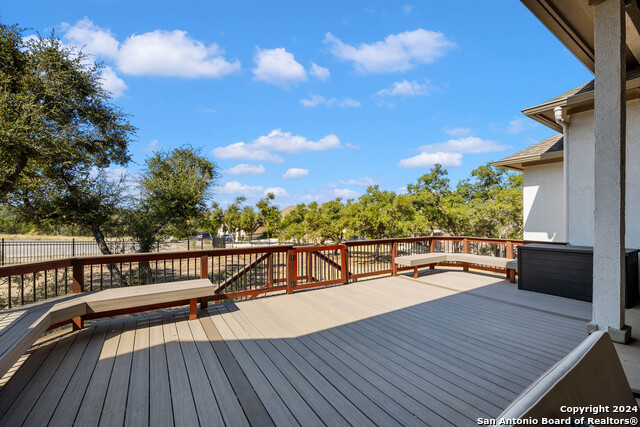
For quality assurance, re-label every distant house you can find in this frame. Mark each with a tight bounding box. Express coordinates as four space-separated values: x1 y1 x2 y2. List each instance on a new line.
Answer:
494 69 640 248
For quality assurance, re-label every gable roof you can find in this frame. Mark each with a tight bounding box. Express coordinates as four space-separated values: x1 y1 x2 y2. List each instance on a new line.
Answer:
492 134 563 172
523 68 640 132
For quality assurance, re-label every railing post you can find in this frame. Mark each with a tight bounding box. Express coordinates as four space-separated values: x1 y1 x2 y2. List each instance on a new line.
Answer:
267 253 273 287
391 241 398 276
506 241 513 259
462 238 469 272
71 259 84 330
286 249 296 294
72 238 75 257
341 246 349 284
429 238 436 253
199 255 209 310
306 251 313 283
1 238 4 266
505 241 514 281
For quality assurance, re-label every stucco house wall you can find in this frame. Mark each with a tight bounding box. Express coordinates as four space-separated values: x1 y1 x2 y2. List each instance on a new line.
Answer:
523 163 565 242
566 99 640 247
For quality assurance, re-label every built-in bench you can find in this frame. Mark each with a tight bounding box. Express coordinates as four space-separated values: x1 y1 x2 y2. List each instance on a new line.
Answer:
394 252 518 283
0 279 215 379
497 331 638 425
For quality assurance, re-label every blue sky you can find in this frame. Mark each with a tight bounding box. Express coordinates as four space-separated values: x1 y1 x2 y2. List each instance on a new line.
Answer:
1 1 593 208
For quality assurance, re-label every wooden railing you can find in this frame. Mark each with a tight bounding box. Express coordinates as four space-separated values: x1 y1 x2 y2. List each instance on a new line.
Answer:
0 236 566 310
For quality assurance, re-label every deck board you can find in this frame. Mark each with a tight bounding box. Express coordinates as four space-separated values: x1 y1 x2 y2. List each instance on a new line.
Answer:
22 327 95 426
48 323 111 427
0 270 592 426
74 321 125 427
162 313 200 427
148 316 173 427
173 312 226 427
124 318 150 427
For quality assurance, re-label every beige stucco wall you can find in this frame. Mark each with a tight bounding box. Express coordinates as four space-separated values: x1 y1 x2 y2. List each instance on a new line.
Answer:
566 99 640 248
523 163 565 242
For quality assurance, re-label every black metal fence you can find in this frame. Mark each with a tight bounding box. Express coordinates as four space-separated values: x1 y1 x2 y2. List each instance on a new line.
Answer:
0 237 226 266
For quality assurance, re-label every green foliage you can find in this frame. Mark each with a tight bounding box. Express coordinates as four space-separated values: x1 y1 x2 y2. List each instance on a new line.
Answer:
279 204 308 243
256 193 280 239
0 24 134 202
222 197 245 236
0 24 135 255
277 163 524 242
239 206 259 241
127 146 219 251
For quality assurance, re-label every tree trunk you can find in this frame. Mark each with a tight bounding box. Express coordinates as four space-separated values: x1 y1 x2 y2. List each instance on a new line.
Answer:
88 221 126 286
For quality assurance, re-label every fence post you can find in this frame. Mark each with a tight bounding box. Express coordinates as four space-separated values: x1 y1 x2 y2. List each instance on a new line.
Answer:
71 259 84 330
286 249 296 295
1 238 4 266
199 255 209 310
341 245 349 284
391 241 398 276
462 238 469 272
72 238 75 257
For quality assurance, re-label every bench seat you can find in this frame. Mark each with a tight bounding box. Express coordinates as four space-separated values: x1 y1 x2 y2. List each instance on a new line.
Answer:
0 279 215 380
395 252 518 282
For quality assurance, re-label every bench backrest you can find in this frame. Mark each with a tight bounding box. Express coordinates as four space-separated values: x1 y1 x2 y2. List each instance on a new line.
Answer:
497 331 638 425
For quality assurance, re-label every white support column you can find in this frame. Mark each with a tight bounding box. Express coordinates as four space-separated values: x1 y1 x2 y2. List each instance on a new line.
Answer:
589 0 631 343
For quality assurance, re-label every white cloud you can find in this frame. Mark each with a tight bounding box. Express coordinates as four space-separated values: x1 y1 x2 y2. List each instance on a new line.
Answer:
253 129 341 154
309 63 330 81
212 142 284 163
253 47 307 87
506 116 537 134
264 187 288 197
418 136 509 154
402 4 413 14
219 181 264 194
324 29 454 74
398 152 462 168
339 177 376 186
376 79 430 97
225 164 266 175
100 66 127 98
213 130 341 162
444 127 472 137
62 18 119 59
327 177 376 188
118 30 240 78
283 168 309 179
300 95 361 108
61 18 239 81
334 188 359 199
142 139 159 152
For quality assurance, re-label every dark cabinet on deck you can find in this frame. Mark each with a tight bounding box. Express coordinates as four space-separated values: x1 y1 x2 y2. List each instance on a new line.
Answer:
517 244 639 309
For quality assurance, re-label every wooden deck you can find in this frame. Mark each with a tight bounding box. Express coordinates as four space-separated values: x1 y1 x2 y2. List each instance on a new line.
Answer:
0 269 591 426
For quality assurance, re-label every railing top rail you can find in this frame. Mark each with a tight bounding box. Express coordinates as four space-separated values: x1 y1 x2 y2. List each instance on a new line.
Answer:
0 258 73 277
0 244 295 277
344 238 419 247
293 244 345 253
79 244 294 265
